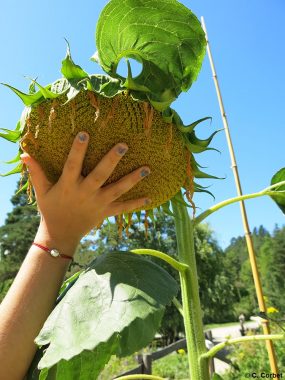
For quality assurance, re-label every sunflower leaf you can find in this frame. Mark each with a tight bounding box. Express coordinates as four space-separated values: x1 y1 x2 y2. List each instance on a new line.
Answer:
35 252 177 379
270 168 285 214
96 0 206 110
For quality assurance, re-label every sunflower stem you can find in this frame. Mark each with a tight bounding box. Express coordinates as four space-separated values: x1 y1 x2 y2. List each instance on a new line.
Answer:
194 180 285 225
171 191 210 380
200 334 284 361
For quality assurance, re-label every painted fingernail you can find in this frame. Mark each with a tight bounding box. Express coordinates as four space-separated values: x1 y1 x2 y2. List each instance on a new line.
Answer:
140 168 150 177
144 198 152 205
116 144 128 156
78 132 89 143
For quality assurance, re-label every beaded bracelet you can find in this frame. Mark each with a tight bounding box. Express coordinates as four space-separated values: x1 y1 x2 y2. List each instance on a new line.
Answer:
32 242 73 261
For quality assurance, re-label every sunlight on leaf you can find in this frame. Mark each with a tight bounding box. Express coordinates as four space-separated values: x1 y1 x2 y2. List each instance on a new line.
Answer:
95 0 206 110
35 252 178 379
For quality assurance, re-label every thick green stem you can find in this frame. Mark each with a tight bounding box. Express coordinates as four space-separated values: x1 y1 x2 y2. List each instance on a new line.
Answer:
172 192 210 380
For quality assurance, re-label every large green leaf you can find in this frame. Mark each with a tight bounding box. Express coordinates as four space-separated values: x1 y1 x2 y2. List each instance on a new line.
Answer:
35 252 178 379
270 168 285 214
95 0 206 110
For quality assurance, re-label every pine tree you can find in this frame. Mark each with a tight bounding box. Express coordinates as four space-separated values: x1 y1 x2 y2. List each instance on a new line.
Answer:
0 180 40 300
223 226 271 317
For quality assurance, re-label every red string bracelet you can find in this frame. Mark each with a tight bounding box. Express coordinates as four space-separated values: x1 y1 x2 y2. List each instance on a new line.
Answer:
32 242 73 261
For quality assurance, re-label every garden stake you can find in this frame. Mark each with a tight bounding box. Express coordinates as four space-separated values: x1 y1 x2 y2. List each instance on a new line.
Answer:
201 16 279 373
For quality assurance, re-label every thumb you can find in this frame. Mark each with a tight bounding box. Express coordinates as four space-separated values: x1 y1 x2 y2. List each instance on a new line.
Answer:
20 153 52 197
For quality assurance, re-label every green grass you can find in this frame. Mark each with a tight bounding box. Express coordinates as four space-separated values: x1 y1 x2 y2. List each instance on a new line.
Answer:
153 351 189 379
99 355 138 379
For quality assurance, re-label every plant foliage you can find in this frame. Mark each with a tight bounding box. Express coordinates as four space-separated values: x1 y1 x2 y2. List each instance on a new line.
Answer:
94 0 206 110
32 252 178 379
270 168 285 214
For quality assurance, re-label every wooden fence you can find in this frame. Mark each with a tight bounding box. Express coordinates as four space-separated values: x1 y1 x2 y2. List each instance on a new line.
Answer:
114 331 233 378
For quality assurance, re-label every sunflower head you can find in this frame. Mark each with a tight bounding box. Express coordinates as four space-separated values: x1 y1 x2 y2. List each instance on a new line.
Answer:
1 0 219 237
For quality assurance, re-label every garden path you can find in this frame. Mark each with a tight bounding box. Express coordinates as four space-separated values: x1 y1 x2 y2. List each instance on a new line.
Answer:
210 321 259 374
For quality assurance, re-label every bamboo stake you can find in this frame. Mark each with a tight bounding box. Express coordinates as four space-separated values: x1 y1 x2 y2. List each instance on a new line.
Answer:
200 16 279 373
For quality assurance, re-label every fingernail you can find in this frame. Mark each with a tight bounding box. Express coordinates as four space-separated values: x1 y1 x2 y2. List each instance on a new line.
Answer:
116 144 128 156
140 168 150 177
78 132 89 143
144 198 152 205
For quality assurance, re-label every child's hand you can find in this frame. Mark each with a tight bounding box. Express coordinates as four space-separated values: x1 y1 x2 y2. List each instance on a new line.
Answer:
21 131 151 256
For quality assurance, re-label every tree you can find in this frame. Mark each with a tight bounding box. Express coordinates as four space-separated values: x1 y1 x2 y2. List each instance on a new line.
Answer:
259 226 285 312
223 225 281 318
194 224 236 323
0 180 40 300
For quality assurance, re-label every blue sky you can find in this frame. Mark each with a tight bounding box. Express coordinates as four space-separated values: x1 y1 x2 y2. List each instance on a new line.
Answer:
0 0 284 248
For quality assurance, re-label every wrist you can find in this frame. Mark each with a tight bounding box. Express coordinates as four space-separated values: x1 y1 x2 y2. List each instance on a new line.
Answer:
35 222 79 258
